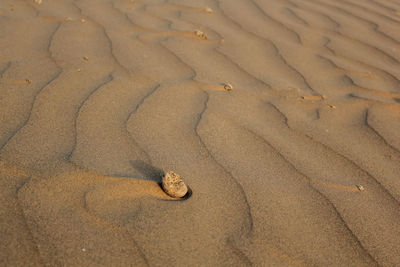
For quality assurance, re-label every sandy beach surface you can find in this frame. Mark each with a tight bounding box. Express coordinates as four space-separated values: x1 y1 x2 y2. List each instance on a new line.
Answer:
1 0 400 266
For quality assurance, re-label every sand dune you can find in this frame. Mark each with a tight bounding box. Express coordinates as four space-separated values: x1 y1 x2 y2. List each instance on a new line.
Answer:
1 0 400 265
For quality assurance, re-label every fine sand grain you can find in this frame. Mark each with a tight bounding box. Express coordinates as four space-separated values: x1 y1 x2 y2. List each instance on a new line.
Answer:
1 0 400 266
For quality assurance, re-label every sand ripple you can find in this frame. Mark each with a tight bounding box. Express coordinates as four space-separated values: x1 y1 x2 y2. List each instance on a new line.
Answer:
1 0 400 265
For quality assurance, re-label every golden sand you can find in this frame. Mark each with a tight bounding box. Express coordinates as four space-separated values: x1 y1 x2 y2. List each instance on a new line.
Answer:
1 0 400 265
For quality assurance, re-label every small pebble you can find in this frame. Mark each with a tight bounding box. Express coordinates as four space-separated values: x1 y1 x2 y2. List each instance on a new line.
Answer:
82 56 89 61
34 0 42 4
25 79 32 84
205 7 213 13
224 83 233 91
80 18 86 23
355 185 365 191
162 171 188 198
194 30 207 40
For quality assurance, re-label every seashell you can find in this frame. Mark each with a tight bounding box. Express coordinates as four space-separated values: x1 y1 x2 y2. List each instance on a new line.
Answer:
162 171 188 198
194 30 207 40
224 83 233 91
355 184 365 191
205 7 213 13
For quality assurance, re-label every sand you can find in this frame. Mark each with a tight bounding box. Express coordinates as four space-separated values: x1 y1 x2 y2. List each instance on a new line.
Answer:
1 0 400 266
